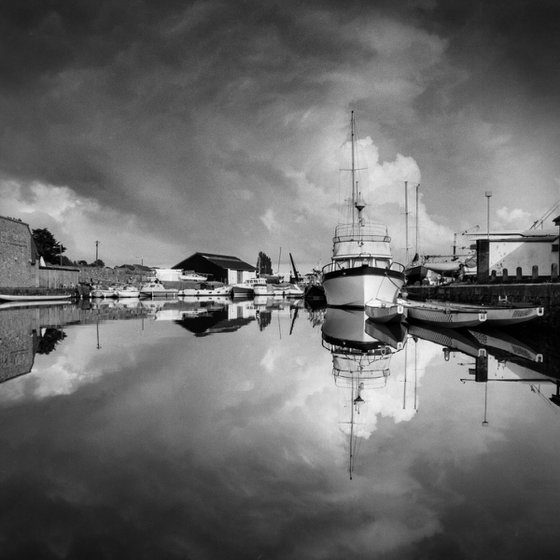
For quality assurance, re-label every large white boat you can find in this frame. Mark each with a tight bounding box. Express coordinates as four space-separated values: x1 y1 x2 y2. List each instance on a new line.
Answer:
322 112 405 308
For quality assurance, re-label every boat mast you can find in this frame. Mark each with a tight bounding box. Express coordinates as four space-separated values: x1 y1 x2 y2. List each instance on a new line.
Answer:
351 111 356 226
404 181 409 264
349 374 356 480
350 111 366 226
415 184 420 258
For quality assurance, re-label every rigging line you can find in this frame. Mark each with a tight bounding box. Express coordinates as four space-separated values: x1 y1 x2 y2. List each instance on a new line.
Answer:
530 384 560 412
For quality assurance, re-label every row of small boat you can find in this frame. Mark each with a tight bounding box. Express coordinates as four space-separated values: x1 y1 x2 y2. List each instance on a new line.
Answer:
90 280 305 299
365 297 545 328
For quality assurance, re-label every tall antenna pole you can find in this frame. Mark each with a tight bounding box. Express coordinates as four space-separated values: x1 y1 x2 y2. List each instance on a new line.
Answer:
415 184 420 256
404 182 409 264
351 111 356 226
485 191 492 240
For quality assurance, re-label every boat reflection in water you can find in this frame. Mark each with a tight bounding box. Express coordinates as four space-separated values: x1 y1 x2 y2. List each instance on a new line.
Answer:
320 306 560 477
321 308 407 479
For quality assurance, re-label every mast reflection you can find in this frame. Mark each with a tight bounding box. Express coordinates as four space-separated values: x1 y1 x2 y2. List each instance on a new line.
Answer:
321 308 407 479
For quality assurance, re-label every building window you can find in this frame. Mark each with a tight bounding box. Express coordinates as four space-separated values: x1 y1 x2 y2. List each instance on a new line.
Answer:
552 244 559 253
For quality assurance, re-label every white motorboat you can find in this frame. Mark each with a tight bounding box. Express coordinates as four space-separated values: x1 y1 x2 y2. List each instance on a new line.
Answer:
115 285 140 298
322 112 405 307
180 271 208 281
139 281 179 298
232 277 267 297
178 281 232 297
90 285 116 298
365 298 407 323
270 283 304 298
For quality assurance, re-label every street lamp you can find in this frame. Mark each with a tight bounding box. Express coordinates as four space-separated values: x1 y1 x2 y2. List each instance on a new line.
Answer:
485 191 492 240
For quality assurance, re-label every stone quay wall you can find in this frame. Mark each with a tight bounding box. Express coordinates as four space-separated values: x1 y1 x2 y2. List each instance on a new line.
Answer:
0 217 39 288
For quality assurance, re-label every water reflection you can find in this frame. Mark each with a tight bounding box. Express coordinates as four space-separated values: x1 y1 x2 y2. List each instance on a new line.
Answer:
1 300 560 558
321 308 407 479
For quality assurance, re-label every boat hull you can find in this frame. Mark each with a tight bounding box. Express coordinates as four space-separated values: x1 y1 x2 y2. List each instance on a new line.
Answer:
91 289 116 298
322 266 404 308
231 286 254 297
179 288 232 296
407 303 487 328
0 293 73 302
116 289 140 298
426 300 544 326
139 289 179 298
365 300 406 323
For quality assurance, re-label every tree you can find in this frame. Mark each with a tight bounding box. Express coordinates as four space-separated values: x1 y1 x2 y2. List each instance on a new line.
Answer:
36 328 67 355
32 228 66 265
257 251 272 275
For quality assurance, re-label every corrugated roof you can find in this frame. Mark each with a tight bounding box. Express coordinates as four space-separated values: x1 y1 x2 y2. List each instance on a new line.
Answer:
198 253 256 271
173 252 256 272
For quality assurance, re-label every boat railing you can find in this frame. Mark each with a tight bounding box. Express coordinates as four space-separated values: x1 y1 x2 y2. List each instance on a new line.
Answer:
389 262 406 273
322 260 405 275
333 223 390 244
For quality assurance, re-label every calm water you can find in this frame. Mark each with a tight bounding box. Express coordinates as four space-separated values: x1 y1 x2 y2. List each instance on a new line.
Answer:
1 297 559 559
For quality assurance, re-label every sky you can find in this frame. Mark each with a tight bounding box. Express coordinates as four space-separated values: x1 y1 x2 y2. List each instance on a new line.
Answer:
1 0 560 271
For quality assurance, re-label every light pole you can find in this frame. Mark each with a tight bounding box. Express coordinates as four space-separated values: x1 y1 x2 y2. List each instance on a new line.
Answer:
485 192 492 240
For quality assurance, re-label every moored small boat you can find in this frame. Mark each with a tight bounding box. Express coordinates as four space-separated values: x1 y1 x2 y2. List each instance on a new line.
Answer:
139 281 179 298
271 283 304 298
365 298 406 323
0 292 73 302
116 285 140 298
232 277 267 297
406 300 487 328
426 300 544 326
178 281 232 297
90 285 116 298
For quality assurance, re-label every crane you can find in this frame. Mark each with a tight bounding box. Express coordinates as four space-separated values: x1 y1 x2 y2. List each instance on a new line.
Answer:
530 199 560 230
289 253 300 284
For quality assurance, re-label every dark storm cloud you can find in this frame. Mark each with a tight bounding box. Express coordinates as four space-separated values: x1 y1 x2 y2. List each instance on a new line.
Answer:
2 0 560 264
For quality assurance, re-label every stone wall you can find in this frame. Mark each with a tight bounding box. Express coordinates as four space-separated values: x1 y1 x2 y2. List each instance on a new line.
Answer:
0 217 39 288
39 266 80 288
77 267 152 285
